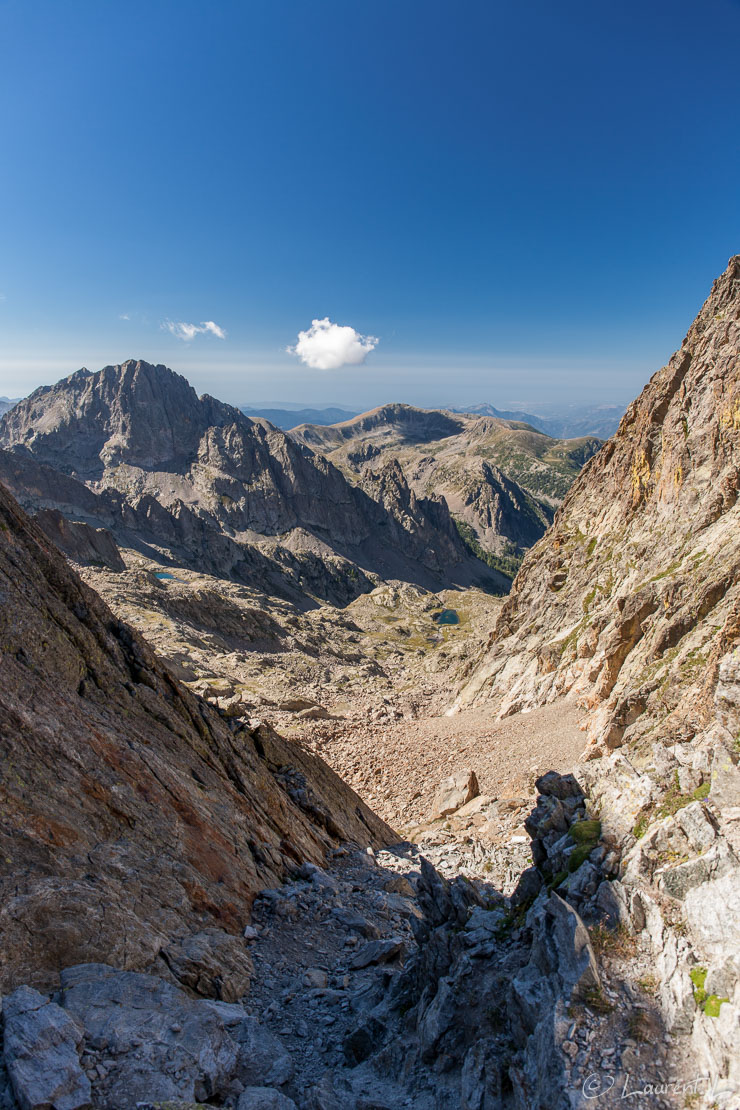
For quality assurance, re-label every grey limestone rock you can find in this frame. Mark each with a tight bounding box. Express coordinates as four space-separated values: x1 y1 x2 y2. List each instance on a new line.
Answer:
460 1038 502 1110
659 839 738 900
509 894 600 1108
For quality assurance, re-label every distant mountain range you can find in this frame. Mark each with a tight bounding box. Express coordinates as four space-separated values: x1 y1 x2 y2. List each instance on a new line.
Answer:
240 405 359 429
450 402 625 440
290 403 602 578
238 401 625 439
0 397 18 416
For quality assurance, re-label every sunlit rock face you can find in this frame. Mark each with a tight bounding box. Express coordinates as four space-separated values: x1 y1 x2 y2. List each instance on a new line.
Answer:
454 256 740 756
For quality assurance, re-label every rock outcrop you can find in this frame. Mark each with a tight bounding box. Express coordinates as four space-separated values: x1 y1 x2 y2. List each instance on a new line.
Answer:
0 479 393 994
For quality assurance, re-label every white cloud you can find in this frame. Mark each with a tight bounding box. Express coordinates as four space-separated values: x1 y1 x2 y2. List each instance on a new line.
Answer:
119 313 130 321
162 319 227 341
287 317 378 371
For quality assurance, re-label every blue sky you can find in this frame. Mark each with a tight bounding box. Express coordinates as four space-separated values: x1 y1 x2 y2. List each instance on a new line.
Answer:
1 0 738 409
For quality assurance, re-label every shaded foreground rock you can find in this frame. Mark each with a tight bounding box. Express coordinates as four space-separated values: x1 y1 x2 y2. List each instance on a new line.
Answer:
237 1090 297 1110
59 964 239 1106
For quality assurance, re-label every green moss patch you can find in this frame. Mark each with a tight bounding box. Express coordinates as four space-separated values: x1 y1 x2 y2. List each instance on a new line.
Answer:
566 819 602 872
690 966 707 1006
703 994 729 1018
656 773 711 819
570 819 601 845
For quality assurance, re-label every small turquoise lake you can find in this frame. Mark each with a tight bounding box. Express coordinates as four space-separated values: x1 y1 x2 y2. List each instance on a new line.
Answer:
435 609 460 626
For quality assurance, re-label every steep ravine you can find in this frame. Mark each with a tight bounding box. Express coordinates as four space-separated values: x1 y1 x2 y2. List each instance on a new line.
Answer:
1 263 740 1109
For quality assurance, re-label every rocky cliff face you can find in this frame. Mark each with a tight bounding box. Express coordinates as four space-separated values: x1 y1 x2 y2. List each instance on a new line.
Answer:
407 454 551 555
0 361 503 600
0 361 237 476
455 256 740 755
0 479 393 996
0 447 307 601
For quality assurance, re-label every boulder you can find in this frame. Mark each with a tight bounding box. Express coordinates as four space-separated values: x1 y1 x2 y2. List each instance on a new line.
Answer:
685 866 740 961
303 1075 344 1110
330 909 380 939
593 879 631 929
277 698 320 712
58 964 238 1105
675 801 718 852
523 794 568 840
559 860 600 908
349 938 405 969
215 693 249 718
432 769 479 818
161 928 253 1001
534 771 582 800
2 986 90 1110
297 705 330 720
232 1016 294 1088
659 840 738 901
383 875 415 897
510 866 543 910
302 968 328 989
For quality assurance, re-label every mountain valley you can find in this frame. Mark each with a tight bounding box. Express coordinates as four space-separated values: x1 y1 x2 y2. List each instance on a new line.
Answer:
0 260 739 1110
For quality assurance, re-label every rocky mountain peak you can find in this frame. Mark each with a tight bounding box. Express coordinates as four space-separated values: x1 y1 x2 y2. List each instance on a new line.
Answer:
0 358 240 478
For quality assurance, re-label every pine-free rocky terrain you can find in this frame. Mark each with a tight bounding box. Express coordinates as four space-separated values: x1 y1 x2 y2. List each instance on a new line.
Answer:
0 259 739 1110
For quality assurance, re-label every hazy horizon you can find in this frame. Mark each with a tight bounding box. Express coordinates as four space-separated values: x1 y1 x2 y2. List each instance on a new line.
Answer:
0 354 635 416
